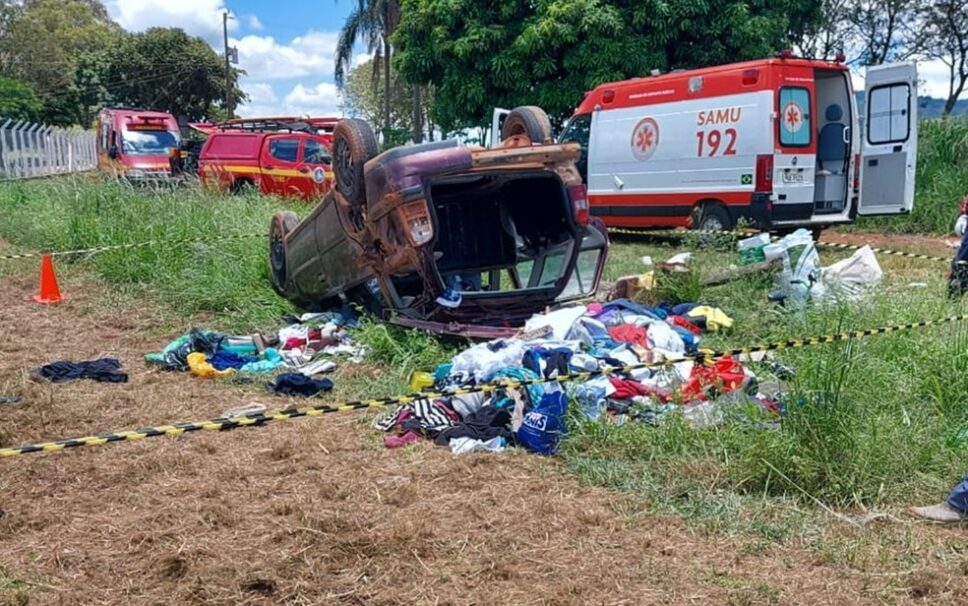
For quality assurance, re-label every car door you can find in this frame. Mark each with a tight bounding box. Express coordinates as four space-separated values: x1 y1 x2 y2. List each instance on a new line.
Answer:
260 135 301 196
857 62 918 216
300 137 333 198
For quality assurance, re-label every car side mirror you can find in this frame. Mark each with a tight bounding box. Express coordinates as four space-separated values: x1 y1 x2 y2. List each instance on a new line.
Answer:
108 145 118 159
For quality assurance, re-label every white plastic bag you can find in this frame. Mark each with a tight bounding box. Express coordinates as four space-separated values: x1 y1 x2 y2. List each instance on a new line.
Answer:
818 245 882 302
765 229 823 308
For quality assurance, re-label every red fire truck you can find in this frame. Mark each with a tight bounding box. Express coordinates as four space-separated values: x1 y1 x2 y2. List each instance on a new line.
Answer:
96 107 181 182
194 116 338 200
497 53 919 233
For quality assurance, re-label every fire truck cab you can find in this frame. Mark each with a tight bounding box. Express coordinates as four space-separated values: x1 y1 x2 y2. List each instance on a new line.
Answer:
498 55 918 232
96 107 181 182
195 116 337 200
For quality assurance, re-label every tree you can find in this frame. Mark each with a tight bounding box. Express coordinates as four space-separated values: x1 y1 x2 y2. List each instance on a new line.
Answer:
918 0 968 118
99 28 246 122
336 0 400 142
796 0 852 60
394 0 822 132
0 0 119 124
847 0 918 65
0 77 42 121
340 59 433 145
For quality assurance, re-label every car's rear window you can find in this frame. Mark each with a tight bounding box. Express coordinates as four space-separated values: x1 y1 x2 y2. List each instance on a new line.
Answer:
206 134 262 159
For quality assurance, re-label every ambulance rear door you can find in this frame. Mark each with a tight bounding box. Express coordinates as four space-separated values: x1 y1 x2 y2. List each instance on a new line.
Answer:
857 62 917 216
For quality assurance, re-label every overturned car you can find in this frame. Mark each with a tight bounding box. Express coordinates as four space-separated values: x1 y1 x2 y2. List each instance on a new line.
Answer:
268 106 610 338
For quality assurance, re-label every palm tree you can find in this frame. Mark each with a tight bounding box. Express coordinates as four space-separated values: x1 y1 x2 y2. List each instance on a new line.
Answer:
335 0 399 142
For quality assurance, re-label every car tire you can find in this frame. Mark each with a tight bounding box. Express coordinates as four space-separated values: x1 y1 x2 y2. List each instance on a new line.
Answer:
332 118 379 214
269 211 299 297
696 204 733 232
501 106 553 144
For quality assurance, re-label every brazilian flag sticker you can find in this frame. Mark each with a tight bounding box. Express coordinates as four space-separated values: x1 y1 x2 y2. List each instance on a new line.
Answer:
741 174 753 185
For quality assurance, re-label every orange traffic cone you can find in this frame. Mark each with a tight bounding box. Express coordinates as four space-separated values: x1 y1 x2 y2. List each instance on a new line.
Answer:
32 254 63 304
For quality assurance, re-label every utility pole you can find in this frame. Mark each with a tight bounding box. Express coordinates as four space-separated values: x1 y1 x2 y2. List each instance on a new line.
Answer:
223 10 233 118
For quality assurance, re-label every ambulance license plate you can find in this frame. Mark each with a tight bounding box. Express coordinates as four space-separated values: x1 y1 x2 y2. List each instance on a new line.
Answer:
782 172 805 183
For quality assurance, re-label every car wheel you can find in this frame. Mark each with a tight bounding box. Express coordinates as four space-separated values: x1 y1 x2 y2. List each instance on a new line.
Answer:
501 106 553 144
697 204 733 232
269 211 299 296
332 118 379 225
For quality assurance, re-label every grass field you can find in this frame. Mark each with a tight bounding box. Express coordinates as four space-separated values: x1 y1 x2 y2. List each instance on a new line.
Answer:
1 172 967 551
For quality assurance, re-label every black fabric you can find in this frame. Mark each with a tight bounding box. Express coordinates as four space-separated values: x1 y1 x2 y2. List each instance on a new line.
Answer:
268 373 334 397
434 404 513 445
34 358 128 383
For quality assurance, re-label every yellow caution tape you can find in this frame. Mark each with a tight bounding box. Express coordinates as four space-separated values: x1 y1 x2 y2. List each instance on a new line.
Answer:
608 227 953 265
2 313 966 459
0 233 265 261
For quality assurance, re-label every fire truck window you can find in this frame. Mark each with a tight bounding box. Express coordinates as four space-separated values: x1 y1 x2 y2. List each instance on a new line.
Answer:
268 138 299 163
558 113 591 181
778 87 811 147
303 140 331 165
867 83 910 145
120 130 178 155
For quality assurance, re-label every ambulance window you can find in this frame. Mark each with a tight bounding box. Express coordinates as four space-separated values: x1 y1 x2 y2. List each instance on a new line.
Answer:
867 83 910 144
303 140 331 165
558 113 591 181
268 138 299 163
778 87 811 147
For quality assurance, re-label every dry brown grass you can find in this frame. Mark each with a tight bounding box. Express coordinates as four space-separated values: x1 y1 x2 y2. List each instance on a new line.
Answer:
1 262 967 605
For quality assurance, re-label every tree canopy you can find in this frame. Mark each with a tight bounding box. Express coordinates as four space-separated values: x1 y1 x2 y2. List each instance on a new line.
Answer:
393 0 821 131
0 0 243 126
341 59 433 146
0 76 42 121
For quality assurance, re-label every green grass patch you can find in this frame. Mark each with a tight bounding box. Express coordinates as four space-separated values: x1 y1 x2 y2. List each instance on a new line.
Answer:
3 177 968 542
0 177 299 331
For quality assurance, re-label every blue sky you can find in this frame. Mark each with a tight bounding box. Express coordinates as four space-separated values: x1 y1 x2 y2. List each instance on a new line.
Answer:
104 0 954 120
104 0 365 117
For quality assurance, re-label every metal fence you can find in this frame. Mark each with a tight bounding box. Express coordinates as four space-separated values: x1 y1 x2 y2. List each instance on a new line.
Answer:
0 119 97 180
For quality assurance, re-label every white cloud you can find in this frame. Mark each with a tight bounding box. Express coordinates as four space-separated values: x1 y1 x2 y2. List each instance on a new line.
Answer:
915 58 955 99
247 15 263 31
283 82 343 117
105 0 236 45
231 31 340 81
235 81 344 118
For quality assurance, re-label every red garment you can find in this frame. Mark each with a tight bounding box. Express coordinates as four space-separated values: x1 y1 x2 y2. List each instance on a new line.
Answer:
669 315 702 336
608 324 649 348
283 336 307 350
608 377 671 402
680 357 747 401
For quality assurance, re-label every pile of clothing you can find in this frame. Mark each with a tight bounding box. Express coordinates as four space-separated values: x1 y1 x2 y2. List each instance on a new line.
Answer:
144 312 365 388
375 300 782 454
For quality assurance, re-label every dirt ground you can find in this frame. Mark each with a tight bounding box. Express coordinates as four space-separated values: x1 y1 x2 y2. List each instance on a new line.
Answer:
823 229 959 258
1 244 968 605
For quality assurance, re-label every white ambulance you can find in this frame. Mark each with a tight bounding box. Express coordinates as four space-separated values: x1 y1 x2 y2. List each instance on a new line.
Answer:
496 53 918 233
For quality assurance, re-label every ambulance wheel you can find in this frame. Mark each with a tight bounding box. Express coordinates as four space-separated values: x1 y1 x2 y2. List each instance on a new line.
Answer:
501 106 553 144
696 204 732 232
333 118 379 213
269 211 299 297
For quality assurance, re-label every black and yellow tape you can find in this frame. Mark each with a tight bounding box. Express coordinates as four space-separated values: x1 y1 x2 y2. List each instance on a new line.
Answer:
607 227 953 265
0 233 265 261
3 313 966 459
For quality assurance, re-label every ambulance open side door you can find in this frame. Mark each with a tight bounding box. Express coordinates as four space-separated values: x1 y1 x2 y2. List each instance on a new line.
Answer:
489 108 511 148
857 62 918 216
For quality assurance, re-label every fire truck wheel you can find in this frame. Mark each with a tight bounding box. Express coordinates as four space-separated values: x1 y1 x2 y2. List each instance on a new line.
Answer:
269 211 299 296
696 204 732 232
501 106 553 144
333 118 379 212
